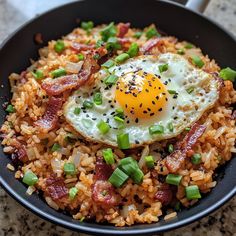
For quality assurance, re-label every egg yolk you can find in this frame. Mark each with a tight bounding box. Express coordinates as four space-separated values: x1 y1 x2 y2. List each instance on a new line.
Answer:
115 71 168 119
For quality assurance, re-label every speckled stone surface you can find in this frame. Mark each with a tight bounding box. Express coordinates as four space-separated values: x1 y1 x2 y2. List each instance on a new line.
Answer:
0 0 235 235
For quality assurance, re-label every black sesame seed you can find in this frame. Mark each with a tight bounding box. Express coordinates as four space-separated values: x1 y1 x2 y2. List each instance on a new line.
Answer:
156 96 159 100
143 110 147 114
162 92 166 95
92 118 97 121
139 103 143 108
108 100 112 103
164 81 168 85
125 104 128 108
158 87 161 90
103 113 106 116
135 118 139 123
172 106 175 110
173 94 178 99
127 120 130 124
86 114 89 118
168 78 171 82
152 101 156 105
111 111 115 115
130 110 135 114
158 108 163 112
150 113 155 116
165 98 168 101
174 116 178 120
106 118 110 123
145 89 149 93
147 108 151 111
110 105 114 108
135 140 140 144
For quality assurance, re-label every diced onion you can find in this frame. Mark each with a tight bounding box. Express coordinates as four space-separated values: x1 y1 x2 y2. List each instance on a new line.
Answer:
65 61 83 73
70 150 82 167
121 204 136 218
138 145 149 168
26 186 36 195
51 158 63 176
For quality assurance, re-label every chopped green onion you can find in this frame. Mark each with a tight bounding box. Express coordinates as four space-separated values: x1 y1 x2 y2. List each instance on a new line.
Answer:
102 148 115 165
145 156 155 168
106 37 121 52
74 107 81 115
32 70 44 80
83 100 93 109
127 43 139 57
115 108 124 117
81 21 94 31
54 40 65 53
166 174 182 186
22 171 38 186
104 74 119 85
114 116 124 123
64 163 76 175
185 185 201 200
100 22 117 42
93 54 100 60
115 53 130 63
186 87 194 94
101 59 115 68
51 143 61 152
119 157 138 175
168 144 174 153
96 39 104 48
219 67 236 82
149 124 164 135
185 43 194 49
51 68 66 78
69 187 78 199
131 168 144 184
177 48 185 55
97 120 110 134
167 90 177 94
108 168 129 188
185 127 191 131
6 104 15 113
191 55 204 68
159 64 169 73
80 216 85 222
134 31 142 39
77 53 84 60
117 133 130 149
146 27 160 39
93 92 103 105
191 153 202 165
167 122 174 132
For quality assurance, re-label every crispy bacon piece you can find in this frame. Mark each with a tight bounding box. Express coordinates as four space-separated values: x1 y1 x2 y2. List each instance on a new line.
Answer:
41 75 79 96
11 139 28 163
155 184 173 205
94 158 113 181
117 38 131 50
92 158 118 208
34 96 63 132
70 42 95 52
117 23 130 38
92 180 118 207
140 38 163 54
166 123 206 173
45 176 68 200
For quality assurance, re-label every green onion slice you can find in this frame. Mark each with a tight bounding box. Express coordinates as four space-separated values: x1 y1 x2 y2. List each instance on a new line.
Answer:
51 143 61 152
97 120 110 134
22 171 38 186
131 168 144 184
159 64 168 73
93 92 103 105
69 187 78 199
117 133 130 149
185 185 201 200
100 22 117 42
64 163 77 175
146 27 160 39
74 107 81 115
127 43 139 57
145 155 155 168
177 48 185 55
168 144 174 153
83 100 94 109
102 148 115 165
219 67 236 82
51 68 66 78
115 53 130 63
166 174 182 186
81 21 94 31
149 124 164 135
134 31 142 39
191 55 204 68
104 74 119 85
77 53 84 61
108 168 129 188
32 70 44 80
191 153 202 165
6 104 15 113
167 122 174 132
101 59 115 68
54 40 65 53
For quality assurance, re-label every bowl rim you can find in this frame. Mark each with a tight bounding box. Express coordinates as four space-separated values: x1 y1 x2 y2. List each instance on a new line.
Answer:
0 0 235 235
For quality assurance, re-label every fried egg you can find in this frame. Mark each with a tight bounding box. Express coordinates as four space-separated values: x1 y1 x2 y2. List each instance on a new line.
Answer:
64 53 220 147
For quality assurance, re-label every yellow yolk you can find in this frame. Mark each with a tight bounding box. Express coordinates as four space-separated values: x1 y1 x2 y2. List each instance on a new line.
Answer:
115 71 168 119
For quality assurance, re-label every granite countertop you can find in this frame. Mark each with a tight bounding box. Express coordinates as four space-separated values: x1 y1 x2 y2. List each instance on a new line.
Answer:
0 0 235 235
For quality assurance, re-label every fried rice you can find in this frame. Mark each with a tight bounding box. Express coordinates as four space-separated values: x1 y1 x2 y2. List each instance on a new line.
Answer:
0 22 235 226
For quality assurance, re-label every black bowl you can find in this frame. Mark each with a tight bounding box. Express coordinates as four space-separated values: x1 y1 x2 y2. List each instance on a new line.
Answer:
0 0 235 235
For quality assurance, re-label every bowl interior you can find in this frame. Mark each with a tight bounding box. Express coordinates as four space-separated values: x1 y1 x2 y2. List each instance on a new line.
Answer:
0 0 235 235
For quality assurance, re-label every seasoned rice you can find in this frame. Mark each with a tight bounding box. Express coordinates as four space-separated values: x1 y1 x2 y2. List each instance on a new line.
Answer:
0 22 235 226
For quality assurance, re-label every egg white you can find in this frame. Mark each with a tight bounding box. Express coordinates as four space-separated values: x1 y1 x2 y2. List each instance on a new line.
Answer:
64 53 220 147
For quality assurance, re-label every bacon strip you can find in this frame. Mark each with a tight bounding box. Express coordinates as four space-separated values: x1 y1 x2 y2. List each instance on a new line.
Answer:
92 158 118 208
166 123 206 173
11 139 28 163
41 75 79 96
140 38 163 54
70 42 95 52
117 23 130 38
45 176 68 200
155 184 173 206
34 96 63 132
